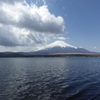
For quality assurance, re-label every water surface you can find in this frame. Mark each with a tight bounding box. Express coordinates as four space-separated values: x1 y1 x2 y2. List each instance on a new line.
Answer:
0 57 100 100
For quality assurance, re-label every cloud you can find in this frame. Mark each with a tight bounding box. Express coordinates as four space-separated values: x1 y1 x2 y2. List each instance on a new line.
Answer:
93 46 97 49
0 24 44 47
53 36 70 41
57 37 70 40
0 0 64 34
36 0 46 5
0 25 19 46
0 0 65 51
0 0 18 4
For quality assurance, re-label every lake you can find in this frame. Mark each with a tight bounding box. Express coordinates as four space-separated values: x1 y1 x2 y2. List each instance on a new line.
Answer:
0 57 100 100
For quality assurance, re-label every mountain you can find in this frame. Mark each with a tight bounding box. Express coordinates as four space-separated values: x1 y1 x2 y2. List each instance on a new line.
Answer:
33 41 90 55
0 41 99 57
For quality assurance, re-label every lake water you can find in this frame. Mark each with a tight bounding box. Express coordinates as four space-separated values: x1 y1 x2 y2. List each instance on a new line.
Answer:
0 57 100 100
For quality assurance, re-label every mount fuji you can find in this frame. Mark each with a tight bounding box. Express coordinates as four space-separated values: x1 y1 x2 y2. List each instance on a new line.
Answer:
0 41 99 57
33 41 90 55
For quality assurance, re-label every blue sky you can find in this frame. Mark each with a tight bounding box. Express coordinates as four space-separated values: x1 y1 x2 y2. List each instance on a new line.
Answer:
29 0 100 52
25 0 100 51
46 0 100 52
0 0 100 52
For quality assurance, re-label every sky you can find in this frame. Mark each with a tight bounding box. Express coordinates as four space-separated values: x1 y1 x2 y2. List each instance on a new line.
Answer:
0 0 100 52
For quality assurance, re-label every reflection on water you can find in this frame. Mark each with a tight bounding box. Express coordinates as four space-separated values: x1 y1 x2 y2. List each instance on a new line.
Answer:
0 57 100 100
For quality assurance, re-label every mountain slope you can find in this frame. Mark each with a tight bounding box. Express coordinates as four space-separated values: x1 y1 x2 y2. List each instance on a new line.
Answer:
33 41 90 55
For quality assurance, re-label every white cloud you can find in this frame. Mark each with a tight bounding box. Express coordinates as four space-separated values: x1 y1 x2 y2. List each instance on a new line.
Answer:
0 1 65 34
0 0 20 4
53 36 70 41
93 46 97 49
57 37 70 40
0 0 65 51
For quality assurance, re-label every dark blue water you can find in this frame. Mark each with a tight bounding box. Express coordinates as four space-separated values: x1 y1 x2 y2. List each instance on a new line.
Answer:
0 57 100 100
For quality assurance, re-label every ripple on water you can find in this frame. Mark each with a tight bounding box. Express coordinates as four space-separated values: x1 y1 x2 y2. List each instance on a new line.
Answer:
0 57 100 100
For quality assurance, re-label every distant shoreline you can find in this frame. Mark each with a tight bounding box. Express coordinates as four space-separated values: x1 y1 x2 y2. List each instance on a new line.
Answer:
0 53 100 57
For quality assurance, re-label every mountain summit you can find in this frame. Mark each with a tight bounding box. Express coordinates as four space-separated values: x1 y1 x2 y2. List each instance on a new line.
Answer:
47 41 77 49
